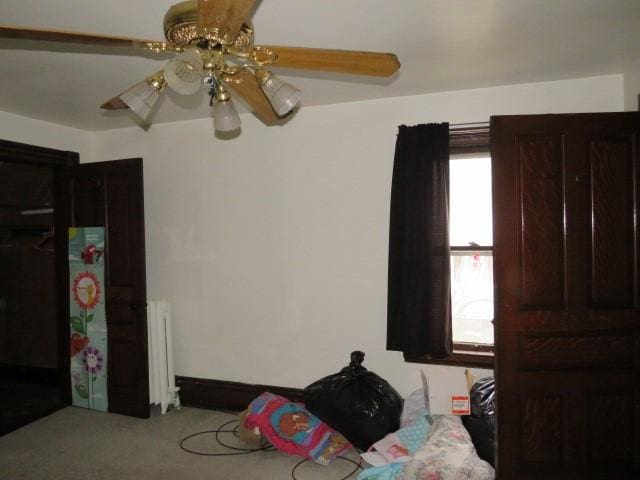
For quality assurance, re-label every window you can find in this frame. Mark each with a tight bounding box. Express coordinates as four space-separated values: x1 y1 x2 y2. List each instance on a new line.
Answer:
449 126 493 365
450 155 494 350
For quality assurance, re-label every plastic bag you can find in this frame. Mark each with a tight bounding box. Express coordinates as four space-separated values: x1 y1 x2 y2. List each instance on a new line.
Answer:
400 388 428 427
304 351 404 451
461 377 496 466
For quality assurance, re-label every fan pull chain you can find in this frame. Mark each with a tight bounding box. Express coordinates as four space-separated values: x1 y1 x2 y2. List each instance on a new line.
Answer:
207 75 220 106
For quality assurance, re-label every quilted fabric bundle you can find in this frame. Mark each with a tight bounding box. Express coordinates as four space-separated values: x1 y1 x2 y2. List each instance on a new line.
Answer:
244 392 352 465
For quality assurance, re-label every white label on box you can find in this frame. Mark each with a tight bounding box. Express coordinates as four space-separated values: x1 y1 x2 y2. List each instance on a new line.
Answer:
451 395 470 415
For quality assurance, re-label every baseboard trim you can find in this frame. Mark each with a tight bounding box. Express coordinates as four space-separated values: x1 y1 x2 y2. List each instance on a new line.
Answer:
175 376 304 411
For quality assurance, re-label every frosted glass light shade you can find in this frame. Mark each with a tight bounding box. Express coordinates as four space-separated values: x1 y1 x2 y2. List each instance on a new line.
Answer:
164 49 203 95
119 79 163 122
259 72 301 116
214 98 241 132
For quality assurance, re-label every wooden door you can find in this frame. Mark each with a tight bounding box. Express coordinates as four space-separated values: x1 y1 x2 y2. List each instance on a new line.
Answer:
69 158 149 418
492 112 640 478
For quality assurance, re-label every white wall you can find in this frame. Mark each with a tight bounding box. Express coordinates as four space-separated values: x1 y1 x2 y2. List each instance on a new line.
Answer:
84 74 624 397
0 74 625 399
624 55 640 111
0 74 619 398
0 110 93 159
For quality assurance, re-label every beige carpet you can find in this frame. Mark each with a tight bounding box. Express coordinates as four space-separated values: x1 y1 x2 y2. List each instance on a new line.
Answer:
0 406 362 480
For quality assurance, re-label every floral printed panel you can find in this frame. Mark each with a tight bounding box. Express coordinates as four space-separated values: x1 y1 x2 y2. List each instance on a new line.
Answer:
69 227 108 412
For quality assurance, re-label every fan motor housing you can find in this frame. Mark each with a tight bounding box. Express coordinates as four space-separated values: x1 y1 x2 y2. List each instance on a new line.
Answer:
164 1 199 46
164 0 253 49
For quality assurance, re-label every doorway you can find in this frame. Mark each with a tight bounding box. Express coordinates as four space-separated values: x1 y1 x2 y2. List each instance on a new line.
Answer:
0 139 78 435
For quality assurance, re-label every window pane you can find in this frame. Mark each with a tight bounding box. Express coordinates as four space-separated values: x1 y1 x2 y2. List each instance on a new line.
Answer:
450 156 492 246
451 252 494 344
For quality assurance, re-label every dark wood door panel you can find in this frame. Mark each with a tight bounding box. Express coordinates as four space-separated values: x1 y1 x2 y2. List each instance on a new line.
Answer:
587 392 635 465
518 393 565 468
106 302 138 326
512 388 639 477
517 330 634 370
70 158 148 419
515 309 638 329
491 112 640 478
516 134 566 310
588 135 636 308
71 176 105 227
104 172 134 287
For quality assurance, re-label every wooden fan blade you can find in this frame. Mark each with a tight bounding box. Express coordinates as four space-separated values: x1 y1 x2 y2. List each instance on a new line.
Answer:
100 71 165 110
262 46 400 77
0 25 174 52
197 0 256 43
101 96 128 110
224 69 279 125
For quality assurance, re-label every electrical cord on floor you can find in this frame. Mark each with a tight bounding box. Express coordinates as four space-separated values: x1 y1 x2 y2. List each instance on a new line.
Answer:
178 415 363 479
179 418 275 456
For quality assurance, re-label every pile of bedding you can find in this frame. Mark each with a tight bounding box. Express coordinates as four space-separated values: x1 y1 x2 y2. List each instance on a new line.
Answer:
399 415 494 479
358 411 494 480
358 391 495 480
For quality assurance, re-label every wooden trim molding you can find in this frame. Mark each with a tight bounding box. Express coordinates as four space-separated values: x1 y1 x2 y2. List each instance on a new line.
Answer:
175 376 304 411
404 351 494 369
0 138 79 167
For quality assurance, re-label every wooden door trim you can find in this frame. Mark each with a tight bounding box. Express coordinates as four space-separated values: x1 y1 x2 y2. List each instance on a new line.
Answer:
0 139 78 167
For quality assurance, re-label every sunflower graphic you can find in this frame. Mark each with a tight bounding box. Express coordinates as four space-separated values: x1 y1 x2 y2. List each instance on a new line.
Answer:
72 271 101 310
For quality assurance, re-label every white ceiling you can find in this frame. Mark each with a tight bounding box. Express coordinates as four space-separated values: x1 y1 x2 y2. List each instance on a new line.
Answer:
0 0 639 131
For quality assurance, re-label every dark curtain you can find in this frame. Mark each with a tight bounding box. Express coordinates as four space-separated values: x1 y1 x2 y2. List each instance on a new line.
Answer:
387 123 452 358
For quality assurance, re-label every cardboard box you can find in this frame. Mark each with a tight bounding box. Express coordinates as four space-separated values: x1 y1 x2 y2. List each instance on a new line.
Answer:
424 369 471 416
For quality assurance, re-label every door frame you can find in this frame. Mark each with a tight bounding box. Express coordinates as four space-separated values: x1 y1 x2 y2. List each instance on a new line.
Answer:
0 138 79 405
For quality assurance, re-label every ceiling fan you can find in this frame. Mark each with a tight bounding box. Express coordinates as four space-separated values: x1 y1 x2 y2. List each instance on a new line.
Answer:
0 0 400 133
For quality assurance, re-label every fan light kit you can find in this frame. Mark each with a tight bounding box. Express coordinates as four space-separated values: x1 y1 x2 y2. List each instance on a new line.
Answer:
0 0 400 135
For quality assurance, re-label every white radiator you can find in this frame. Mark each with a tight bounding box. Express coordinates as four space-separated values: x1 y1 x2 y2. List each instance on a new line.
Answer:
147 300 180 414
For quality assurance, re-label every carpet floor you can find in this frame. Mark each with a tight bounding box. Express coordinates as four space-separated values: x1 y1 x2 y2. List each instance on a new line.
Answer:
0 406 363 480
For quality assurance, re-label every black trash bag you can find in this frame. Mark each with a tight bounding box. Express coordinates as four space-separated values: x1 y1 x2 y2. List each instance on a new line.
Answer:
303 351 403 451
462 376 496 466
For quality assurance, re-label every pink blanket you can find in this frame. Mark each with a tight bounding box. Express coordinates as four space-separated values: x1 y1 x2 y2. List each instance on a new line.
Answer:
245 392 352 465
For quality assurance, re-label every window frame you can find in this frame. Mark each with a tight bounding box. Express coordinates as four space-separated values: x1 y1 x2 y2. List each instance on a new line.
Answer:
404 125 494 368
